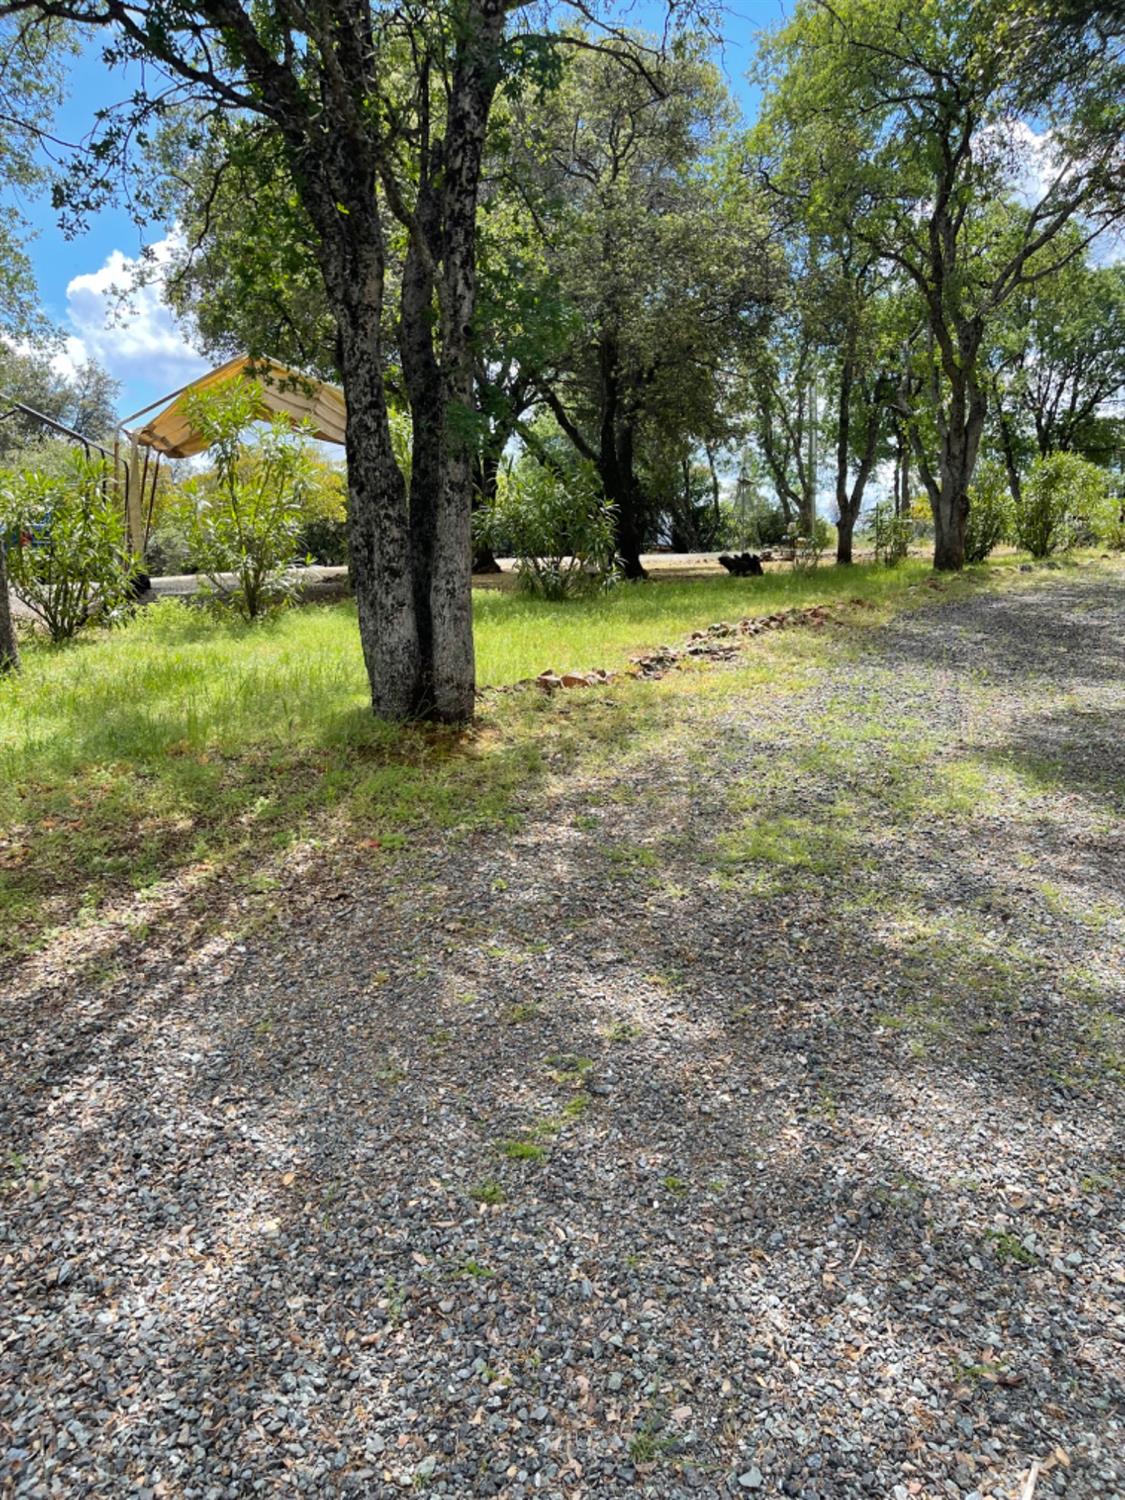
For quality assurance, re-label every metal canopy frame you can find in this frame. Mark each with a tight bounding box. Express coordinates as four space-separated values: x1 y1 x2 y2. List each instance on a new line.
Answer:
0 399 114 462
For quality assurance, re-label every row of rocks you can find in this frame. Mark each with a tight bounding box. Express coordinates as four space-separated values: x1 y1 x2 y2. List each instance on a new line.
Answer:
525 603 845 693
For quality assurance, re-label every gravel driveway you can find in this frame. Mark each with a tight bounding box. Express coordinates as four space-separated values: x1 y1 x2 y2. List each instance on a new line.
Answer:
2 570 1122 1499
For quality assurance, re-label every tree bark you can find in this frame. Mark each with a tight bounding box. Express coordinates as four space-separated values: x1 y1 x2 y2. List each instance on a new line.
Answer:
0 544 19 674
315 181 422 720
425 1 505 721
835 509 856 566
833 355 884 565
997 412 1023 505
334 295 422 719
400 138 444 712
927 407 986 571
607 422 647 579
595 338 648 579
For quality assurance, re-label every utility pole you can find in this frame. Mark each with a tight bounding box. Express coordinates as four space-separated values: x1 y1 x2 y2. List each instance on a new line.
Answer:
804 373 817 534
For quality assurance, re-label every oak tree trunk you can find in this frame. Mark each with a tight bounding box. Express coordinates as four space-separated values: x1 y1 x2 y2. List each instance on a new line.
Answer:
425 1 505 721
315 165 423 719
912 372 987 573
833 354 883 566
0 544 19 674
835 509 856 566
335 295 423 719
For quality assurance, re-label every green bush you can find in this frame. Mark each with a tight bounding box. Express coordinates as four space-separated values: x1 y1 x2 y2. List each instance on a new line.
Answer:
1091 484 1125 551
790 516 833 572
1015 452 1109 558
295 515 349 565
170 380 316 618
474 460 617 600
0 451 139 642
964 459 1014 563
871 501 912 567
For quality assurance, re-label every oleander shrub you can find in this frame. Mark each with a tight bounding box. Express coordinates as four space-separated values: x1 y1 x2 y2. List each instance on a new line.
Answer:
0 451 138 642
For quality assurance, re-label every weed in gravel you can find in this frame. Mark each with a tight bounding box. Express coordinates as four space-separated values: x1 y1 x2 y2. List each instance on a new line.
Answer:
628 1418 677 1464
531 1095 590 1139
469 1179 506 1205
545 1053 594 1084
374 1062 408 1087
717 811 850 889
456 1259 495 1279
983 1229 1038 1266
1080 1170 1119 1194
382 1277 408 1323
504 1002 539 1023
498 1140 547 1162
603 841 660 874
603 1019 644 1042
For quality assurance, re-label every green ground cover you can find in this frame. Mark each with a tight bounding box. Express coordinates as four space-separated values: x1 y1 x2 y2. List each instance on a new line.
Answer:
0 557 1027 957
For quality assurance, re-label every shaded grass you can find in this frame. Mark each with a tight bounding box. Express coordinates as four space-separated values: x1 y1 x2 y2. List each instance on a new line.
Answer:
0 557 1009 958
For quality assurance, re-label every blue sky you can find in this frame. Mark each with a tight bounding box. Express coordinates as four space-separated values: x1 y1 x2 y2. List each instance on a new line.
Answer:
18 2 786 420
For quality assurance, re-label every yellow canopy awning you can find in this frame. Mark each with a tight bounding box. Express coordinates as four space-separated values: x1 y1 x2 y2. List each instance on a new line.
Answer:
124 356 347 458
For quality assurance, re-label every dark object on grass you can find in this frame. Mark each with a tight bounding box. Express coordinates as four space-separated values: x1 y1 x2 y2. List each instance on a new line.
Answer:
128 571 152 602
718 552 764 577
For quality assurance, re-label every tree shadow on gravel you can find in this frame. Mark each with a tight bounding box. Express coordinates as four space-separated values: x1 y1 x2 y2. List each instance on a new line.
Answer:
880 571 1125 689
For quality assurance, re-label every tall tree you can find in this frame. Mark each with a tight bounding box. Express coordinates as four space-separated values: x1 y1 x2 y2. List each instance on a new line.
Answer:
754 0 1125 570
986 235 1125 493
743 297 816 536
506 35 771 577
0 344 120 459
4 0 703 720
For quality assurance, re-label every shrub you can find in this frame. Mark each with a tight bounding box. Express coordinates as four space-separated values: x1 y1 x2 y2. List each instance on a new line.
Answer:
872 501 912 566
746 500 791 549
1086 475 1124 551
474 460 617 600
144 519 198 577
171 380 316 618
964 459 1013 563
296 514 349 565
0 451 139 642
908 495 934 539
1095 491 1125 551
790 516 832 572
1015 452 1109 558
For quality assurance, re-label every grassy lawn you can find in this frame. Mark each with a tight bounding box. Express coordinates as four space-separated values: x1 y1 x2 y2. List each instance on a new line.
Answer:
0 556 1030 958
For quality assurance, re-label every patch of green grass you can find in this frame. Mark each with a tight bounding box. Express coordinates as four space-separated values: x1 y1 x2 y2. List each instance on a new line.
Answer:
497 1139 547 1163
504 1002 539 1023
602 1019 644 1042
717 811 850 885
456 1258 495 1279
469 1178 506 1205
603 841 659 873
0 558 993 955
545 1053 594 1084
530 1094 590 1139
983 1229 1038 1266
627 1418 677 1465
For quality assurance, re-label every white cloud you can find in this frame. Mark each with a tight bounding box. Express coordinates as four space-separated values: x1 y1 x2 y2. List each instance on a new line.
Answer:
47 335 89 384
62 236 208 412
